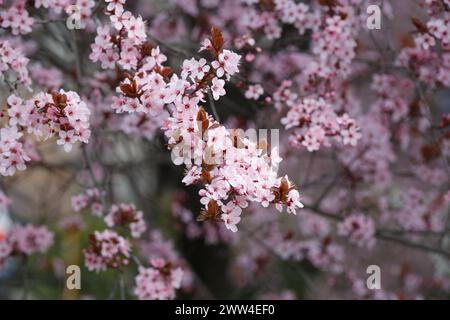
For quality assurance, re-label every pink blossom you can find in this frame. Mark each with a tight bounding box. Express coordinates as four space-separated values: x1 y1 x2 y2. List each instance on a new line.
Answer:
212 50 241 79
5 90 92 156
84 229 131 272
245 84 264 100
0 40 31 87
71 188 104 216
104 203 147 238
106 0 126 12
134 258 184 300
210 78 226 100
0 126 30 176
338 214 376 249
123 15 147 44
8 224 54 255
0 5 34 35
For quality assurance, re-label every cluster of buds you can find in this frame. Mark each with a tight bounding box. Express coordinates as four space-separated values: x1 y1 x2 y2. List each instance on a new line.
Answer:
0 224 53 270
0 40 31 86
97 25 305 233
104 203 147 238
279 96 361 152
6 90 91 154
83 229 131 272
134 258 183 300
162 30 303 232
72 188 105 217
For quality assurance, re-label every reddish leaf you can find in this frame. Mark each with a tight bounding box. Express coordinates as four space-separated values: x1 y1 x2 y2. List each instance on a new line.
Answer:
318 0 337 7
411 17 428 33
196 107 209 135
211 26 224 54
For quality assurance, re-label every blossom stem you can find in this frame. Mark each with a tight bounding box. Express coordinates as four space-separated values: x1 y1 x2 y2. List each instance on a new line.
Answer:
70 29 82 87
119 272 125 300
21 255 29 300
307 204 450 259
207 90 220 122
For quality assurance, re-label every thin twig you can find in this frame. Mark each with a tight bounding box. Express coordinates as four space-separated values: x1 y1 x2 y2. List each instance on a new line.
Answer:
207 90 220 122
71 29 83 87
306 205 450 259
119 272 125 300
21 255 30 300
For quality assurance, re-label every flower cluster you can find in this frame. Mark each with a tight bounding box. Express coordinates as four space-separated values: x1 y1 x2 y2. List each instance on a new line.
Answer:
111 49 169 114
101 27 304 232
338 115 396 186
297 239 345 273
275 233 345 273
338 214 376 249
134 258 183 300
240 227 345 275
391 188 447 232
414 10 450 50
397 46 450 88
68 0 96 29
181 40 302 229
83 229 131 272
34 91 91 151
9 224 54 255
6 90 91 154
244 84 264 100
30 63 63 90
168 104 304 232
312 15 357 76
0 125 30 176
0 39 31 87
370 74 414 122
0 2 34 35
72 188 104 217
171 192 237 245
240 0 318 40
2 0 450 301
0 190 11 215
90 2 148 71
140 230 193 291
0 224 53 269
280 96 361 152
90 25 144 71
104 203 147 238
0 240 12 270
